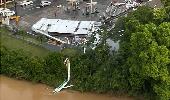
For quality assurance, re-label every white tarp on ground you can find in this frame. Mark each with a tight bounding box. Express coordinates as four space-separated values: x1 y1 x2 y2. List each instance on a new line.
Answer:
32 18 98 35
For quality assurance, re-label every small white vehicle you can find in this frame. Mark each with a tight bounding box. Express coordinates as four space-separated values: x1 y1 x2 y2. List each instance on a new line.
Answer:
20 0 33 7
40 1 51 7
0 8 15 16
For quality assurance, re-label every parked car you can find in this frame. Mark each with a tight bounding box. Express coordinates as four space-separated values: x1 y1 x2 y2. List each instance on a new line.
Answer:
0 8 15 16
40 1 51 7
20 0 33 7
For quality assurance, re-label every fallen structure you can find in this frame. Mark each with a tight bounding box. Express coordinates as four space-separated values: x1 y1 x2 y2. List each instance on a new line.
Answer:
53 58 73 93
32 18 101 44
105 0 140 18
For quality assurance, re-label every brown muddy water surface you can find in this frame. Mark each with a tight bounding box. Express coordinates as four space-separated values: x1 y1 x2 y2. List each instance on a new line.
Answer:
0 76 134 100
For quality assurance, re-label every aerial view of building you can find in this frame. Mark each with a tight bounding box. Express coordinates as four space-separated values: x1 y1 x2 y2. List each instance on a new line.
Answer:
0 0 169 100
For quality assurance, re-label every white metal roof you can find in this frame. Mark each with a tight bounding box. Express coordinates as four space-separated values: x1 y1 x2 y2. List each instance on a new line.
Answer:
75 29 89 35
48 20 79 33
32 18 99 35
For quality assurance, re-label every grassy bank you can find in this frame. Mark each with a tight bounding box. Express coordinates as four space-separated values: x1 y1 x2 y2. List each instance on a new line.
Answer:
0 26 76 87
0 27 50 57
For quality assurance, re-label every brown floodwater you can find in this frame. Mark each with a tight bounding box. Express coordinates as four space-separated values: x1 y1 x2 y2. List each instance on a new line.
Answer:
0 75 134 100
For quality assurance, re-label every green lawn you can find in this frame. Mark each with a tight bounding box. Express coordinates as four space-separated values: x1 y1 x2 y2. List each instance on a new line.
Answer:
0 28 51 57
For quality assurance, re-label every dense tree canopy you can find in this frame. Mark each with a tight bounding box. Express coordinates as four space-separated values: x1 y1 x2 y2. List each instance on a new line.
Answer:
161 0 170 7
111 4 170 100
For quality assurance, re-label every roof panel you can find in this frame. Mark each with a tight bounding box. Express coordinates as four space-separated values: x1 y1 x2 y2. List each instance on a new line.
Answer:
32 18 97 35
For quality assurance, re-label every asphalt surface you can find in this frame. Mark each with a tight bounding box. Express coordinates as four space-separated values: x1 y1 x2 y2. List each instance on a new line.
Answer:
9 0 163 30
9 0 125 30
10 0 55 17
8 0 163 37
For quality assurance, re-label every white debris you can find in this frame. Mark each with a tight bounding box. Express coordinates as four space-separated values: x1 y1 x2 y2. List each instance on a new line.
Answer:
36 6 40 9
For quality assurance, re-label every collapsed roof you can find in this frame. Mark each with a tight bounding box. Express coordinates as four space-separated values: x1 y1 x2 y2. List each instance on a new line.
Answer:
32 18 100 35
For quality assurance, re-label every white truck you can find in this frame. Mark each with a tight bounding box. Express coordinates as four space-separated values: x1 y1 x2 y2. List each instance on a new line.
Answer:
40 1 51 7
20 0 33 7
0 8 15 16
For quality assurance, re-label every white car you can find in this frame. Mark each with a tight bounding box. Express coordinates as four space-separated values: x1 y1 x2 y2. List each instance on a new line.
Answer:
40 1 51 7
0 8 15 16
20 0 33 7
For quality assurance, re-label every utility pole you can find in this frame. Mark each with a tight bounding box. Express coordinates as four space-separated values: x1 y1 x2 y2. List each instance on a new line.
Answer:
53 58 73 93
14 0 18 25
14 0 17 16
86 0 97 13
14 0 19 26
4 0 6 8
0 0 2 5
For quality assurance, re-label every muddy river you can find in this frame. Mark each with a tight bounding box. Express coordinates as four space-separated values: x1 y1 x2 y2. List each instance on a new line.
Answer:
0 76 134 100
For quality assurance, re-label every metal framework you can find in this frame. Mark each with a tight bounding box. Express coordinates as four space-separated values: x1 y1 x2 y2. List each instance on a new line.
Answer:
53 58 73 93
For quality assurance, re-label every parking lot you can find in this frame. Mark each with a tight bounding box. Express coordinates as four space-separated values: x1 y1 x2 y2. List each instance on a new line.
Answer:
9 0 112 31
8 0 163 31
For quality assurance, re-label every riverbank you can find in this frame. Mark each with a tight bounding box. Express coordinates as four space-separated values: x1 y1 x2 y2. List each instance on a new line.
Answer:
0 75 136 100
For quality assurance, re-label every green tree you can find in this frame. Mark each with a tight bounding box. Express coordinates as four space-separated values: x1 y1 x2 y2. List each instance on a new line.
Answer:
156 22 170 48
17 30 26 39
161 0 170 7
153 8 168 24
120 22 170 99
109 4 170 99
127 6 154 24
43 52 67 86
